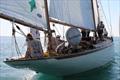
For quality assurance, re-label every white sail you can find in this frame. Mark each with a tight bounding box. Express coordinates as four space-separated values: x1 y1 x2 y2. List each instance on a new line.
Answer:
49 0 97 30
0 0 47 29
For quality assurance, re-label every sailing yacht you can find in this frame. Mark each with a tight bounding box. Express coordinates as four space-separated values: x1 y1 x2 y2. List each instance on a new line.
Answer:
0 0 114 76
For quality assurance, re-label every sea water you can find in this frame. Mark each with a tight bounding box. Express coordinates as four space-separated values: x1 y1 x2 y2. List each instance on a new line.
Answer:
0 36 120 80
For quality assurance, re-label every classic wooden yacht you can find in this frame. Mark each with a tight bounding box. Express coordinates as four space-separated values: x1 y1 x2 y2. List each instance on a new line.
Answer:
0 0 114 76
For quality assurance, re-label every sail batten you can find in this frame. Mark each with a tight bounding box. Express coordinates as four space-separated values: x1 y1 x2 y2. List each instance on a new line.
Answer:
0 0 47 30
49 0 98 30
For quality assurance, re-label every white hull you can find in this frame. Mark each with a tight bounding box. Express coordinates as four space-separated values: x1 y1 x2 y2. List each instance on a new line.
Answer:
4 40 114 76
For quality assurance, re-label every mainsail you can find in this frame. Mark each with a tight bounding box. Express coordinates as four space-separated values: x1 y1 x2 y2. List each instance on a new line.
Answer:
0 0 47 30
49 0 99 30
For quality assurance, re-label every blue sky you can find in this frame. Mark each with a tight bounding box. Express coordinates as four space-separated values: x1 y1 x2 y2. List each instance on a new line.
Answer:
0 0 120 36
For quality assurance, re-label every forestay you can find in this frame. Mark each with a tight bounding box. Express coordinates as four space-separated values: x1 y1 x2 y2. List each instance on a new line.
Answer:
0 0 47 29
49 0 97 30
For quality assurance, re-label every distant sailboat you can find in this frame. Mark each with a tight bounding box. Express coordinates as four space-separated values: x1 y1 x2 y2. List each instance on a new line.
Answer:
0 0 114 76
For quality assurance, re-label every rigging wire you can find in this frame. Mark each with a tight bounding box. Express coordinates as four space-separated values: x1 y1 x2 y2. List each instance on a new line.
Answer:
15 31 26 36
108 0 112 35
15 24 26 37
12 22 22 57
14 35 22 57
11 22 14 58
99 1 112 36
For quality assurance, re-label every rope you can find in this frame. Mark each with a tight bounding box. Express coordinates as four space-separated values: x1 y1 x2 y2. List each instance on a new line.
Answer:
108 0 112 35
11 22 14 58
99 1 112 36
15 31 25 36
12 22 22 57
13 35 22 57
15 24 26 37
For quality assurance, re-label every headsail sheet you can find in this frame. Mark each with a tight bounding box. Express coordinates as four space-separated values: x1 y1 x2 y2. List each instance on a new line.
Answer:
0 0 47 29
49 0 97 30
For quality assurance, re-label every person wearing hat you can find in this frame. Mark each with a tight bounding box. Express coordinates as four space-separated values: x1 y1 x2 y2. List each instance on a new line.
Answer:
25 33 43 59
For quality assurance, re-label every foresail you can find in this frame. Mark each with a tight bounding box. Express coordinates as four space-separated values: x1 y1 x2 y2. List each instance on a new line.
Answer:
49 0 96 30
0 0 47 29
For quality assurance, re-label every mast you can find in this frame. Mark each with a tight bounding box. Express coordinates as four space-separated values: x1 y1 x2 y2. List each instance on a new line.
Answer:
96 0 100 23
91 0 96 30
44 0 53 52
0 13 47 32
91 0 99 37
